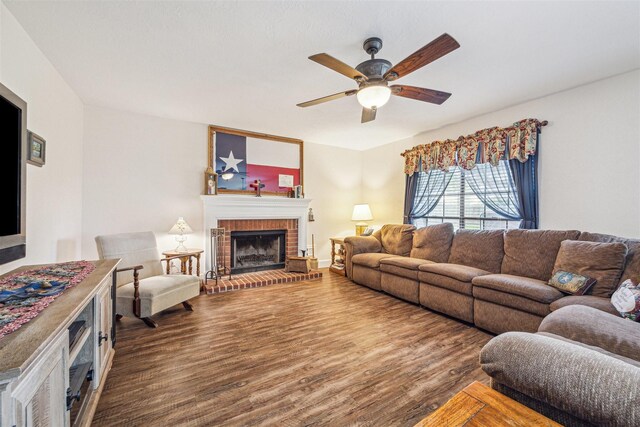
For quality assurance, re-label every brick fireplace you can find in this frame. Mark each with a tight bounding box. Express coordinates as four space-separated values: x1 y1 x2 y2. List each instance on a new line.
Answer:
201 195 312 274
218 219 298 274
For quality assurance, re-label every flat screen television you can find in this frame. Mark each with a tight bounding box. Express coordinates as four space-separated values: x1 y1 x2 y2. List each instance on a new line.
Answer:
0 82 27 265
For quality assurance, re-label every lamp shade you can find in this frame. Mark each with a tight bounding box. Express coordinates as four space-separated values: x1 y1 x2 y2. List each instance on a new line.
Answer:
351 204 373 221
168 217 193 235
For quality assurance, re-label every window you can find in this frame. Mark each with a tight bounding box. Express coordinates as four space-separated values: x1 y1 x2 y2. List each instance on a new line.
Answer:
411 160 521 231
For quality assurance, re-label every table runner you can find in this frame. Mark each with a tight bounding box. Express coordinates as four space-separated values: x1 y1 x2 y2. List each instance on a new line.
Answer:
0 261 95 339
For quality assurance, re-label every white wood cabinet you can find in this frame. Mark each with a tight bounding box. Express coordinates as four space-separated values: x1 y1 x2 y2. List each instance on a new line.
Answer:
0 260 119 427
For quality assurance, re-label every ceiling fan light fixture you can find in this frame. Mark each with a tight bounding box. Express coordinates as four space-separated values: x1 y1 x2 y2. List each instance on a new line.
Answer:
356 85 391 109
221 172 235 180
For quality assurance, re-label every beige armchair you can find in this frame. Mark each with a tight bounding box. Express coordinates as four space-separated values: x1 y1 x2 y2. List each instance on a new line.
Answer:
95 231 200 328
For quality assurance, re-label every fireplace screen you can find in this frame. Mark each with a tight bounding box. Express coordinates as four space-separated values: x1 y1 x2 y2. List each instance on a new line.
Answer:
230 229 286 274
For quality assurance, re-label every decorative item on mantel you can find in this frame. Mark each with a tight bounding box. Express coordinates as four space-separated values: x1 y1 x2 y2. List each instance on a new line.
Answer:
352 204 373 236
250 179 265 197
204 168 218 195
400 118 548 175
168 217 193 252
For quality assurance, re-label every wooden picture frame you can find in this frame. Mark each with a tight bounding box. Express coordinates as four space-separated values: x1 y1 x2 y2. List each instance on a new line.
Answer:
207 125 303 197
27 131 46 167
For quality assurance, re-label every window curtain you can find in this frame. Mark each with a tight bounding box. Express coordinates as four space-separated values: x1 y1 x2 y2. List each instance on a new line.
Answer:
406 170 453 224
403 174 418 224
509 152 539 229
464 160 521 221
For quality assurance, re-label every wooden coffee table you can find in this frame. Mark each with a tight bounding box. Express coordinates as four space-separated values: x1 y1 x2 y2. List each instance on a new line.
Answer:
414 381 561 426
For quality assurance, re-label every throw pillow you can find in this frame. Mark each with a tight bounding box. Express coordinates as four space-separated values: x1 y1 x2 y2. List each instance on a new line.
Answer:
548 270 596 295
552 240 628 297
611 279 640 321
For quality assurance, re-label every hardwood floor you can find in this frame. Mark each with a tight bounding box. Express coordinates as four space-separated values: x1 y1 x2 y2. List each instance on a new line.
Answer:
93 270 492 426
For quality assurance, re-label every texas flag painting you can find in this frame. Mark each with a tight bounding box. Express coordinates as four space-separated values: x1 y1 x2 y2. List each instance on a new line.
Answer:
215 132 301 192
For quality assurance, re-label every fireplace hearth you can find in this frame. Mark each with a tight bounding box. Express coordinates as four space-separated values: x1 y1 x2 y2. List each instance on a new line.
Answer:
230 229 286 274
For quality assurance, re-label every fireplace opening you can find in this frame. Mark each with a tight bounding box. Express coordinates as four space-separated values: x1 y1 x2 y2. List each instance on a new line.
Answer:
230 229 286 274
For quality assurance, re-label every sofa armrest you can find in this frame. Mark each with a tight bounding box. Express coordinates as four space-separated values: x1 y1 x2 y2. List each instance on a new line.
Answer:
539 305 640 363
343 236 382 279
481 332 640 426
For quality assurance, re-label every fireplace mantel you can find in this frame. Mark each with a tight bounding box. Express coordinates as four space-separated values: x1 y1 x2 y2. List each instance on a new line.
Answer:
201 195 312 272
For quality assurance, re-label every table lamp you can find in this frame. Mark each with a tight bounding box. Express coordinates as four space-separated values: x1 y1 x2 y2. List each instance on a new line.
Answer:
351 204 373 236
169 217 193 252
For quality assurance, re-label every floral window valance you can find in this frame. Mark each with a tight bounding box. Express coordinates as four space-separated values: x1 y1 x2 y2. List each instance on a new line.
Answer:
401 118 547 175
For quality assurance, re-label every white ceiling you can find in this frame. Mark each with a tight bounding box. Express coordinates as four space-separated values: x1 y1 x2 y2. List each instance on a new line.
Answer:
4 1 639 150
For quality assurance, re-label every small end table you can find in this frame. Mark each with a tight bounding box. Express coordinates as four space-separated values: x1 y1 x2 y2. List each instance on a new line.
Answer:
162 248 204 276
329 237 346 275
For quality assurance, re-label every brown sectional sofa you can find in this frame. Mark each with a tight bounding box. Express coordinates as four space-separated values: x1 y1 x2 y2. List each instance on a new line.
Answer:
344 224 638 333
345 223 640 425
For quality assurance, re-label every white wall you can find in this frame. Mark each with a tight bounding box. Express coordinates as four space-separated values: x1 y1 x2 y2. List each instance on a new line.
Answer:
304 142 362 265
81 106 363 266
0 5 85 274
362 70 640 238
81 106 207 259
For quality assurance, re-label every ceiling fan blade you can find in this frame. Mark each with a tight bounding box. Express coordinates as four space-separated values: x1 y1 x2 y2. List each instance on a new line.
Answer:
391 85 451 105
361 107 377 123
384 33 460 81
309 53 367 81
297 89 357 108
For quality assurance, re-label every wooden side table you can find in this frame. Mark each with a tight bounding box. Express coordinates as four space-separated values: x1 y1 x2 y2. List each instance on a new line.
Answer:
162 248 204 276
413 381 560 427
329 237 346 275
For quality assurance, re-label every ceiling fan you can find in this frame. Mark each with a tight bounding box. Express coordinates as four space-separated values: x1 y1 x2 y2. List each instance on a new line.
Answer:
297 33 460 123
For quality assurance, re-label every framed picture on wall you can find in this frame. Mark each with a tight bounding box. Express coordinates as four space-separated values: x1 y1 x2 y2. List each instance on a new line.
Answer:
207 125 303 197
27 131 46 167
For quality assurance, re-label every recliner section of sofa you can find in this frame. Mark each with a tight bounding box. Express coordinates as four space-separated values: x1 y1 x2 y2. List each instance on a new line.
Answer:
344 224 640 335
481 305 640 426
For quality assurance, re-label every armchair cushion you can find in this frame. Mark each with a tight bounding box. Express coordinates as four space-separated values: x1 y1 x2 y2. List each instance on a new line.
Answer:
116 274 200 318
96 231 164 287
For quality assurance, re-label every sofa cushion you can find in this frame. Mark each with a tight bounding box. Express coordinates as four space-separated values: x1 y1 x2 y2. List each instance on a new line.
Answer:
380 257 434 280
351 253 396 269
501 229 581 281
579 231 640 287
419 271 473 295
550 295 620 317
419 263 491 283
379 224 416 256
472 274 564 304
410 223 454 263
552 240 627 297
539 305 640 363
473 287 551 317
447 229 504 273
